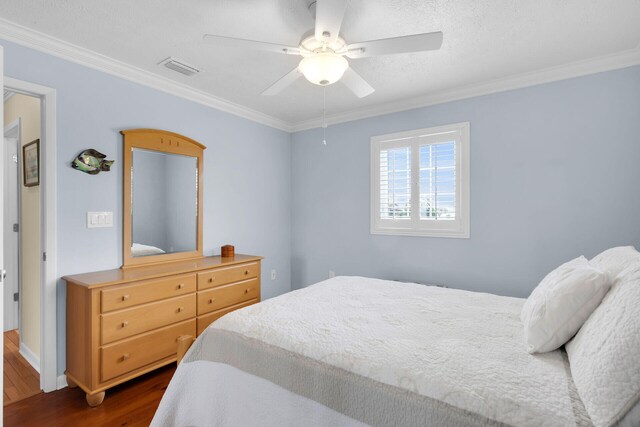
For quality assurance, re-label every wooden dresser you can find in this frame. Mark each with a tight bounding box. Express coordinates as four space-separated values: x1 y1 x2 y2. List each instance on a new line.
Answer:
63 254 261 406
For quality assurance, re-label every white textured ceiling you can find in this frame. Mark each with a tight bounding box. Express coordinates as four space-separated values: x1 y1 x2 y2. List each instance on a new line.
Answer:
1 0 640 126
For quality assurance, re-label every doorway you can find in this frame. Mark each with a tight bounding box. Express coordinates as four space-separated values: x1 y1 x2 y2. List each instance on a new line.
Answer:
2 77 57 399
3 91 42 405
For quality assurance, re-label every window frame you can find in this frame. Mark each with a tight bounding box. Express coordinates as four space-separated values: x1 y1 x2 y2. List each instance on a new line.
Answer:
370 122 470 238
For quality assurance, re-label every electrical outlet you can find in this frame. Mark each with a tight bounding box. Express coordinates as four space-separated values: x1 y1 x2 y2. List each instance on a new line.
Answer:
271 269 277 280
329 270 336 278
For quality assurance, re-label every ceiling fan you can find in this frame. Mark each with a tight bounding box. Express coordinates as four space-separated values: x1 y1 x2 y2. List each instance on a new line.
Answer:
203 0 443 98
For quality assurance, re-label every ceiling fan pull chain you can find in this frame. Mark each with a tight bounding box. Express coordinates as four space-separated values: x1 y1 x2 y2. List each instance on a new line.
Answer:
322 86 327 145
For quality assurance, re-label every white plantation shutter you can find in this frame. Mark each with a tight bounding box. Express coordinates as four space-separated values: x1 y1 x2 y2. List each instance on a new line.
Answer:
379 146 411 219
419 141 456 220
371 123 470 238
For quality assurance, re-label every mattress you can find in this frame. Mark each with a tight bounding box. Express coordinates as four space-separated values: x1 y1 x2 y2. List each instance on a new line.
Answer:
152 276 592 426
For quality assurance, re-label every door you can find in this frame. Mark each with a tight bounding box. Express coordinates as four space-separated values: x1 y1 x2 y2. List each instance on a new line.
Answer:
3 135 19 331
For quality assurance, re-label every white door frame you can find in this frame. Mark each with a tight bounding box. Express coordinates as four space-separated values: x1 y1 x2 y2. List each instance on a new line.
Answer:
4 118 21 332
4 76 57 393
1 43 5 412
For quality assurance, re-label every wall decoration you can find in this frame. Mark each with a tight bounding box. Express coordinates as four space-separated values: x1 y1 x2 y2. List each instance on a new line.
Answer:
71 149 114 175
23 139 40 187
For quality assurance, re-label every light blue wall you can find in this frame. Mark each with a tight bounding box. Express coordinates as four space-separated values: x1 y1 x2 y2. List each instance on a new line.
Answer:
5 35 640 377
292 65 640 297
132 149 168 250
164 153 199 253
1 39 292 375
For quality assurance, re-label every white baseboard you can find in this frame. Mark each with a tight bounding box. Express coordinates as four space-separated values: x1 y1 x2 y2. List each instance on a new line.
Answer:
19 342 40 374
56 374 68 390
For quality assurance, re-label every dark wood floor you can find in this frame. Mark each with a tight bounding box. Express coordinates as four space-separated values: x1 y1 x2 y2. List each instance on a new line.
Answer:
4 330 41 405
4 364 175 426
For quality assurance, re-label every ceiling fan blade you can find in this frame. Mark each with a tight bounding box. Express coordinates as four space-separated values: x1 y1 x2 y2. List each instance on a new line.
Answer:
261 68 302 96
340 68 374 98
203 34 300 55
314 0 348 45
345 31 443 58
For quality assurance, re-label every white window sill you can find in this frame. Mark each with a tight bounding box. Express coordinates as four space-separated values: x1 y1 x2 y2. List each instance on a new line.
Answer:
370 228 470 238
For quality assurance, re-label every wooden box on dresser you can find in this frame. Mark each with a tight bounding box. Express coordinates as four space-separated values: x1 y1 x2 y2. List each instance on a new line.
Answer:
63 254 262 406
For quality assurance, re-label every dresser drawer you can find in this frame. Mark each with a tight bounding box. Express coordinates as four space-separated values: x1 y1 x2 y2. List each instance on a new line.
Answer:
101 319 195 382
197 299 258 335
197 278 259 315
101 274 196 313
101 294 196 345
198 262 259 290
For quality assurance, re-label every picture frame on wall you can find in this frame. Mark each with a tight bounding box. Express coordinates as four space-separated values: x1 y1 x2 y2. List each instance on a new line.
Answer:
23 139 40 187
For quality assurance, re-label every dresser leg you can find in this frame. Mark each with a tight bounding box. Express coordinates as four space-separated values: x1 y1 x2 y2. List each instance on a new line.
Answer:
177 335 195 364
86 391 105 407
66 375 78 388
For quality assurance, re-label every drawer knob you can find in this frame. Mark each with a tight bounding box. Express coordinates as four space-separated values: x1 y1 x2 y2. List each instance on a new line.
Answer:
178 283 185 289
244 270 249 275
122 295 129 301
208 277 214 283
245 288 251 294
177 306 184 313
121 353 130 361
121 321 128 328
208 298 214 304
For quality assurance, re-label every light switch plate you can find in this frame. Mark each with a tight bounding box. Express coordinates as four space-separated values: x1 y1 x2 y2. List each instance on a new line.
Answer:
87 211 113 228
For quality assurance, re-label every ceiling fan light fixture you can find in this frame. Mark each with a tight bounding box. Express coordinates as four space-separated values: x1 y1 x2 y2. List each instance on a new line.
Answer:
204 0 443 97
298 53 348 86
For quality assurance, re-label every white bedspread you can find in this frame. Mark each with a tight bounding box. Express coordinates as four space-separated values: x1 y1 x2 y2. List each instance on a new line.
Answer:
154 360 368 427
154 276 588 426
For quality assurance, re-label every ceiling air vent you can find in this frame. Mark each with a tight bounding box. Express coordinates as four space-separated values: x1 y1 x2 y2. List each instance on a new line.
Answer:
159 57 200 76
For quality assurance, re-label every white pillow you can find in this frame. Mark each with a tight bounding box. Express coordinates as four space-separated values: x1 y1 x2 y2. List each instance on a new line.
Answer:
520 256 610 354
566 253 640 427
589 246 639 279
131 243 166 257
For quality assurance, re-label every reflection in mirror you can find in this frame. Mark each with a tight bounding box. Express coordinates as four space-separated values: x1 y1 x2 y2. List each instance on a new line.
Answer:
131 148 198 257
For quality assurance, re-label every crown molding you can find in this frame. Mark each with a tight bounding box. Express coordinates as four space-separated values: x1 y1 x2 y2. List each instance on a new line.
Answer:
3 88 15 102
0 18 293 132
291 43 640 132
1 17 638 134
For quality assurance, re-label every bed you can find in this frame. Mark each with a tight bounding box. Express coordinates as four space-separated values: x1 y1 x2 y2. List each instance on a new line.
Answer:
152 246 640 427
152 277 574 426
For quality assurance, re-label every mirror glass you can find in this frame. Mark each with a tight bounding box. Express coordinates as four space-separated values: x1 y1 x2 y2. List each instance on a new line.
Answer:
130 148 198 257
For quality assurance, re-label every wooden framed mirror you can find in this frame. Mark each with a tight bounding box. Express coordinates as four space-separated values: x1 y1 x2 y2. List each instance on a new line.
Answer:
121 129 205 268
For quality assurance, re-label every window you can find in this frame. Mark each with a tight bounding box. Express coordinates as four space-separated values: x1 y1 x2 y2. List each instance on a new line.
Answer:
371 122 470 238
